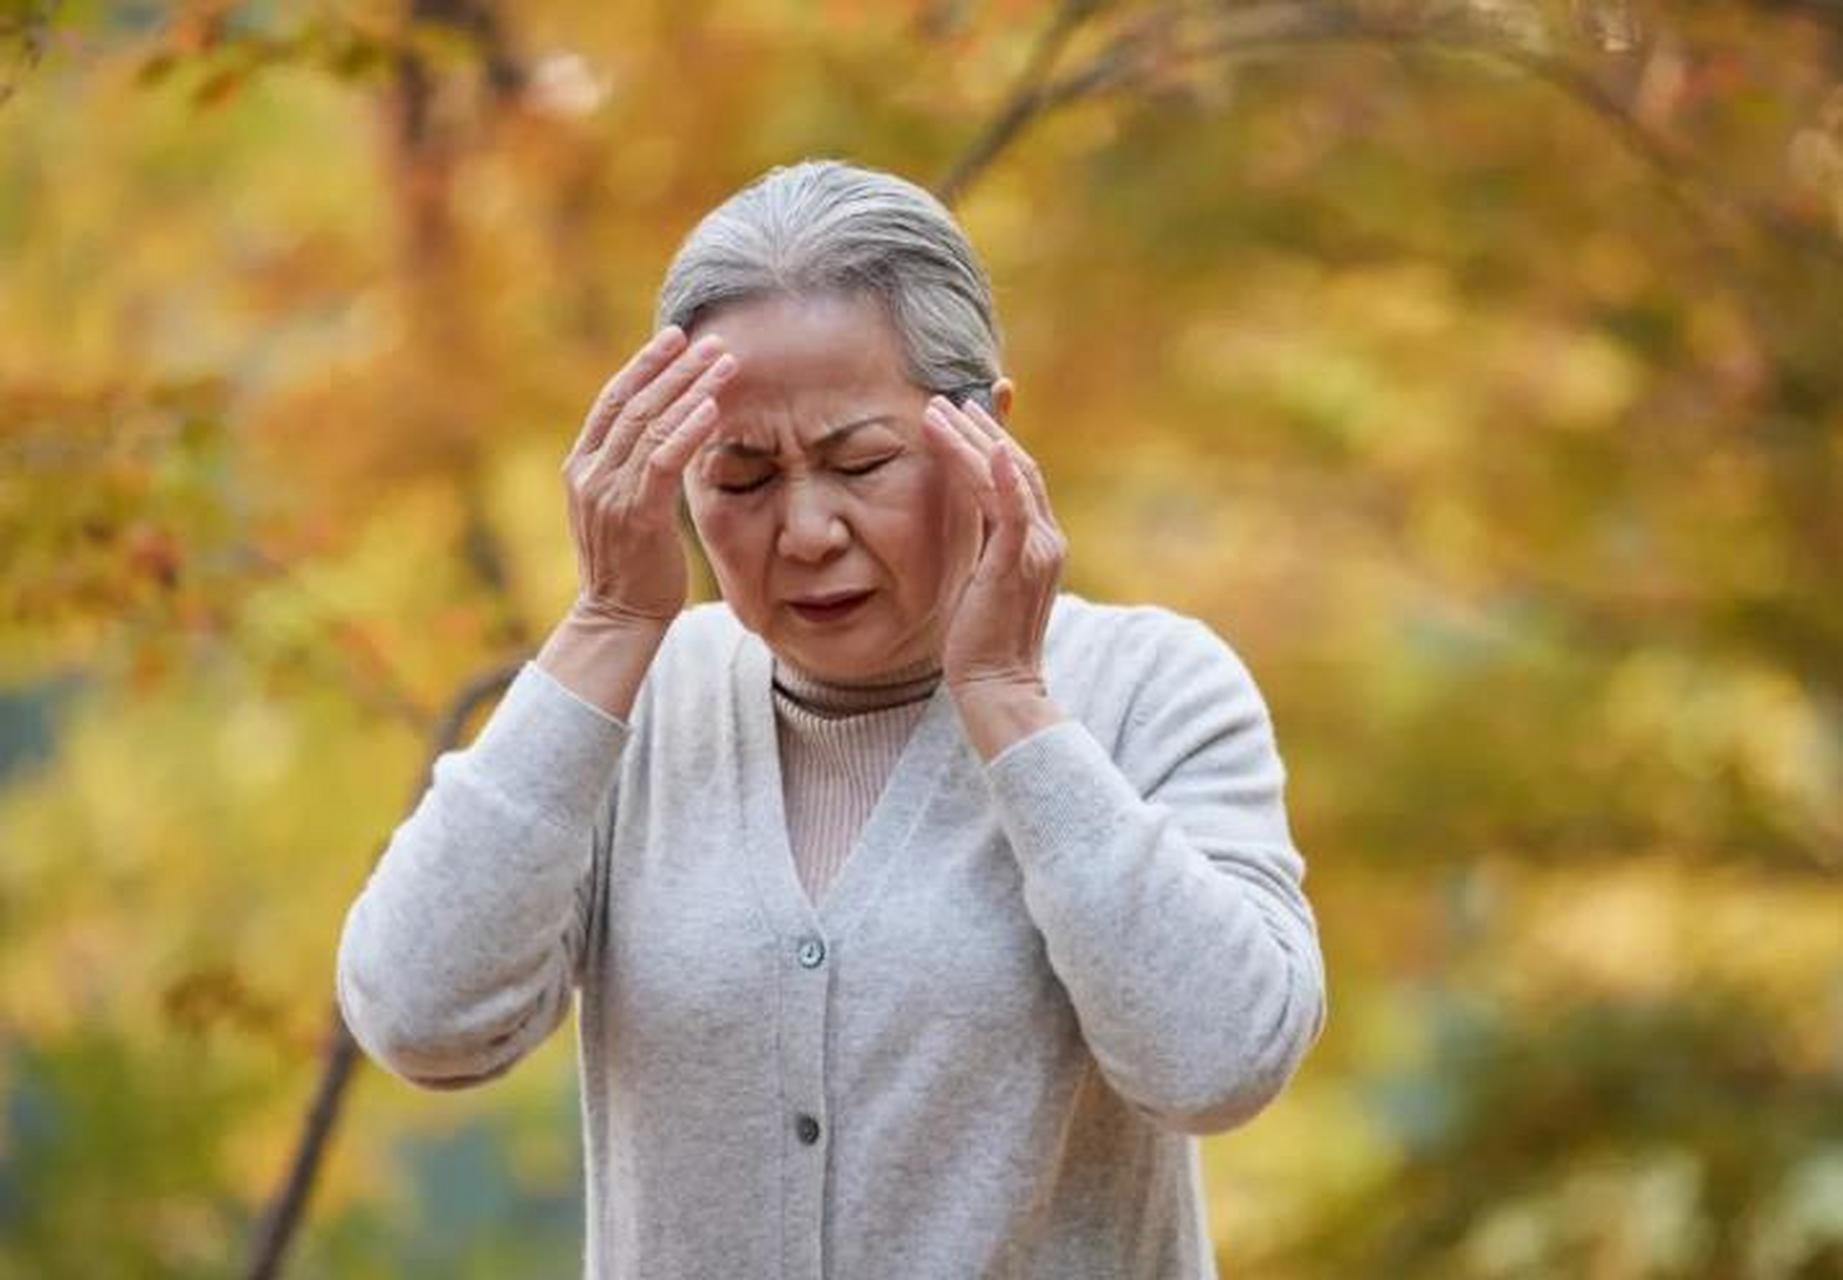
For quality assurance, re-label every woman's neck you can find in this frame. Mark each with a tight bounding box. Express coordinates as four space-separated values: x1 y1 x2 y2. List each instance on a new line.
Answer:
771 651 943 718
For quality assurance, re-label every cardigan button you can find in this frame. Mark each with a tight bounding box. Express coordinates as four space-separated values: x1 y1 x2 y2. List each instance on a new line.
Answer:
796 1113 822 1145
796 937 826 969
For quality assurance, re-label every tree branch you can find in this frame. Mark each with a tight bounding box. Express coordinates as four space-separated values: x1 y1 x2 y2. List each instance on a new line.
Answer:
0 0 57 109
243 657 524 1280
935 0 1843 269
934 0 1115 206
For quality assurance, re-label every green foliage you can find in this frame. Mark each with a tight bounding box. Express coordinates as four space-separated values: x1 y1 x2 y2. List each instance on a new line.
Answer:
1 1028 259 1278
1291 988 1843 1275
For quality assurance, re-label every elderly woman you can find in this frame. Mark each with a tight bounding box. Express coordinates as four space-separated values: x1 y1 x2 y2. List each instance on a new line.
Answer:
336 158 1328 1279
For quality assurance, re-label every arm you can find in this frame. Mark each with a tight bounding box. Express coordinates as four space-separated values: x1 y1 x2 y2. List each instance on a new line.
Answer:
340 317 735 1086
334 612 661 1088
976 617 1328 1135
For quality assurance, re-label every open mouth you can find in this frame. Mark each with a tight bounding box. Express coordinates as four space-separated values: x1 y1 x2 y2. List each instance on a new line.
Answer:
788 591 873 624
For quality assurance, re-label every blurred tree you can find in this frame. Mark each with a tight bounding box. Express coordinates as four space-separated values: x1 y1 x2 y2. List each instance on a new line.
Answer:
1 1 1840 1276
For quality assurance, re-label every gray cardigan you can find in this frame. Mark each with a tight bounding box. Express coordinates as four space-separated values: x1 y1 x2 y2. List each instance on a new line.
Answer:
335 591 1328 1278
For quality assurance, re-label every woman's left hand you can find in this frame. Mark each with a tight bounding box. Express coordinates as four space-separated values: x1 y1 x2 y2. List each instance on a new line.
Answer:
922 393 1068 697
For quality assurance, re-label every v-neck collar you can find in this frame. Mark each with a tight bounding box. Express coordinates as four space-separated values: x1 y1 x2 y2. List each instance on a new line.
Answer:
736 629 968 941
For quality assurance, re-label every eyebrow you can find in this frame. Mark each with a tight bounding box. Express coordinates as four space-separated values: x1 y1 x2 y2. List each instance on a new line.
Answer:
709 415 896 461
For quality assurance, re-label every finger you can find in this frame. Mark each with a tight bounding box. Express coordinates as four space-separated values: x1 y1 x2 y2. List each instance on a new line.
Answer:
592 346 738 489
956 392 1003 443
922 406 1004 523
984 444 1030 568
567 326 688 466
1026 460 1053 527
594 335 732 474
961 400 1053 526
923 401 995 482
596 336 730 473
928 395 997 460
632 394 725 517
927 398 1004 530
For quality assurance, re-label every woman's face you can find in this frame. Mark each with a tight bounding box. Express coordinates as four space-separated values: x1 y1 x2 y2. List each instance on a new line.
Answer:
682 291 1010 682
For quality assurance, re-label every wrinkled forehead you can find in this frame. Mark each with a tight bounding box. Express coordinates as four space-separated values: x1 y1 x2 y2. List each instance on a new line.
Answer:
702 411 904 464
705 381 909 448
694 292 912 389
689 293 920 452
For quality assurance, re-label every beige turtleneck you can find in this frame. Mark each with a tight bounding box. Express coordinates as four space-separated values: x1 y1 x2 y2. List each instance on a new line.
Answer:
770 651 942 910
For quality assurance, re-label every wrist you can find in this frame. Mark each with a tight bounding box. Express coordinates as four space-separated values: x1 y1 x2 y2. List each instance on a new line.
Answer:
535 605 672 722
949 676 1064 764
946 669 1048 705
567 594 677 636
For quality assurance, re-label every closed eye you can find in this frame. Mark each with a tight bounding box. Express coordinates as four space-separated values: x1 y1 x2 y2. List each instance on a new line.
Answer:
713 456 895 495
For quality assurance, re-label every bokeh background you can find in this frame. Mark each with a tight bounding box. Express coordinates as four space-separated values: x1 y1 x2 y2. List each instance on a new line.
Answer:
4 0 1843 1276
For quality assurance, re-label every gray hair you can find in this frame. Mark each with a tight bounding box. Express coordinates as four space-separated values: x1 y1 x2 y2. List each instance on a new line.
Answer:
654 158 1002 406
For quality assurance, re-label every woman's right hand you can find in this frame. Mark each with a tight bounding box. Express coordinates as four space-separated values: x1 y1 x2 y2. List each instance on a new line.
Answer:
561 325 736 627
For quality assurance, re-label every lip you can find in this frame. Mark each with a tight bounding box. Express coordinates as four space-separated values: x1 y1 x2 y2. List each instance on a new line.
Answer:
786 589 874 622
789 589 873 607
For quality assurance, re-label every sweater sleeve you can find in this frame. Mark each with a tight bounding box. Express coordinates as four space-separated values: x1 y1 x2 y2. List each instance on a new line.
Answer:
335 659 630 1089
981 616 1328 1135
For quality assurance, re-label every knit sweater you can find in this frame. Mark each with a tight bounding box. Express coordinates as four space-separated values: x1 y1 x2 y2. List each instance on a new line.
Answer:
335 591 1329 1279
771 651 941 908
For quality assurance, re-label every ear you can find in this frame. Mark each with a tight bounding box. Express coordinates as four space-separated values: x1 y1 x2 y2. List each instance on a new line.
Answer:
991 376 1015 426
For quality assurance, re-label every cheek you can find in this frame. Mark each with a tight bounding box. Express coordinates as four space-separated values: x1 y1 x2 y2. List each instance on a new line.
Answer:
881 468 970 593
691 504 765 590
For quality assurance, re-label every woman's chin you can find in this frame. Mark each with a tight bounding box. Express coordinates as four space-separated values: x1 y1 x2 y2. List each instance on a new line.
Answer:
777 636 879 681
771 627 926 684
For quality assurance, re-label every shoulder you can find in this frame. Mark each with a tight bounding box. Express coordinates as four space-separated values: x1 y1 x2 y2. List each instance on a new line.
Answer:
1046 591 1264 712
1043 592 1281 786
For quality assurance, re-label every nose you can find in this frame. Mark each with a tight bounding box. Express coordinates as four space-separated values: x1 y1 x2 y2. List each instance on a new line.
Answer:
775 476 850 563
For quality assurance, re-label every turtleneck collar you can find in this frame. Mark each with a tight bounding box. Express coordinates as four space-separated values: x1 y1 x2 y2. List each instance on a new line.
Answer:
771 651 943 719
